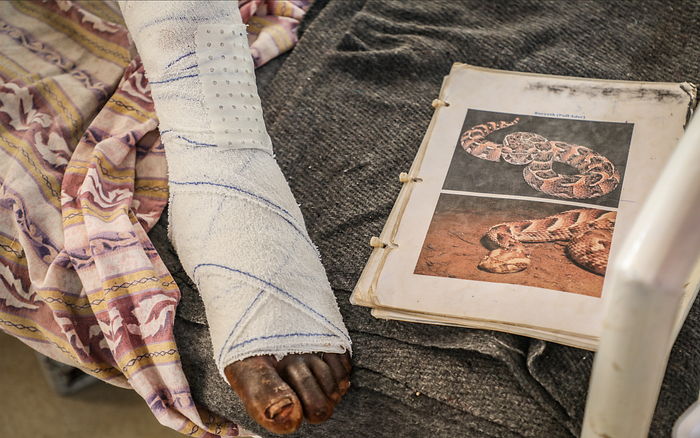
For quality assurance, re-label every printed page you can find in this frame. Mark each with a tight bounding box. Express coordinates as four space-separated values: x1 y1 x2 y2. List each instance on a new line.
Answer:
372 64 693 341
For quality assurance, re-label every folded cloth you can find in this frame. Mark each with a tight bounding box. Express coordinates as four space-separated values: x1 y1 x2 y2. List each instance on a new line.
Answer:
240 0 314 67
0 1 242 435
119 0 351 378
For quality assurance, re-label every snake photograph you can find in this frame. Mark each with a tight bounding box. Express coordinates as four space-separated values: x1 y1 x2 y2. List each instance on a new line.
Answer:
478 208 616 276
459 118 621 200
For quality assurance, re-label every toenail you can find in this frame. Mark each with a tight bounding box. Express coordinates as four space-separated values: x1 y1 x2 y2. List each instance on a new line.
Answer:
265 397 294 420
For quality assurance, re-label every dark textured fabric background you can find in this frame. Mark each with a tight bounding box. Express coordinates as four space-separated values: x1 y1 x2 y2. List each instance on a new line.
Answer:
149 1 700 436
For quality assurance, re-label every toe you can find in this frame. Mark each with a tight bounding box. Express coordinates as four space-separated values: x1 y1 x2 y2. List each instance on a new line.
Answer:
340 351 352 373
277 355 334 424
324 352 351 395
307 355 341 402
224 355 303 434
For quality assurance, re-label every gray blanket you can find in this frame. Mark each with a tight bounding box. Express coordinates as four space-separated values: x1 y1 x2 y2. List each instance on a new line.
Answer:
151 1 700 436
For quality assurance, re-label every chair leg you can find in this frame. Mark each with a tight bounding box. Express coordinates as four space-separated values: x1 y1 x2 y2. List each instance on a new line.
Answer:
35 353 99 396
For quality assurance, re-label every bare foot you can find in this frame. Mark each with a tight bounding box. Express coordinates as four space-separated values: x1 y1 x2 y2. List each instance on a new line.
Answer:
224 352 351 434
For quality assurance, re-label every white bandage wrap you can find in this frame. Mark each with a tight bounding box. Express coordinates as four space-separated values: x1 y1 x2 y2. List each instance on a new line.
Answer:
119 1 351 377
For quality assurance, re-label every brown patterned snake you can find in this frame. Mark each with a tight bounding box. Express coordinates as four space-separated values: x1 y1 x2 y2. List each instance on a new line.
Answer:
478 208 616 276
460 118 621 199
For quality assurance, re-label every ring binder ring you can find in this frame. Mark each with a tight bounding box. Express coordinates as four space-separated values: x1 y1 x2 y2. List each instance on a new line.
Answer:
369 236 386 248
399 172 422 183
431 99 450 108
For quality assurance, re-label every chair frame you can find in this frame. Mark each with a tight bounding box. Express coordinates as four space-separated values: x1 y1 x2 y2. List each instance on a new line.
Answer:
581 111 700 437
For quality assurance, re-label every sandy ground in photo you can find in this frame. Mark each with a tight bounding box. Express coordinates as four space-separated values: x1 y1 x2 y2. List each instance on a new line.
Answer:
414 207 605 297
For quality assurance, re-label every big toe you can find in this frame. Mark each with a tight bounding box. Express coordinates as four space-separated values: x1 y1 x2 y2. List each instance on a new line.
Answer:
224 355 303 434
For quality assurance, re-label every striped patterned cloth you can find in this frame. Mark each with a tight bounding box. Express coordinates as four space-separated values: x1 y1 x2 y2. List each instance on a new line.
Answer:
241 0 313 67
0 1 310 436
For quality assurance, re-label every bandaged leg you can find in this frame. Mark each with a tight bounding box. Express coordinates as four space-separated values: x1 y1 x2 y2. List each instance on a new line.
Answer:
119 1 351 433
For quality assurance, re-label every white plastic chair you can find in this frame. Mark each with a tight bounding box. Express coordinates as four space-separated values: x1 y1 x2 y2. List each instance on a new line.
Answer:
581 111 700 437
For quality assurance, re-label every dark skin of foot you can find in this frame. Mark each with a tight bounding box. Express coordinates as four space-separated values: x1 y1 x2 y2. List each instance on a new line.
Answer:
224 352 351 435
